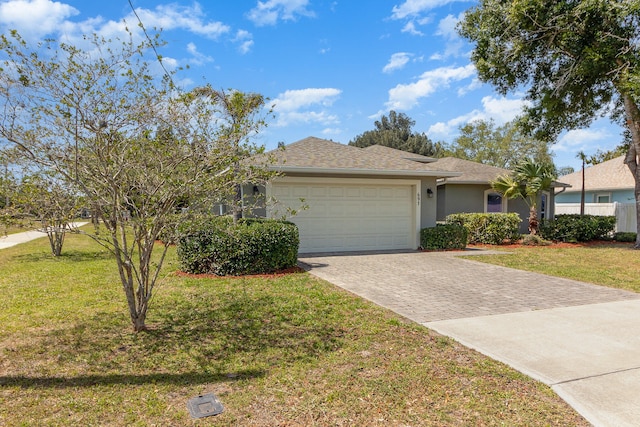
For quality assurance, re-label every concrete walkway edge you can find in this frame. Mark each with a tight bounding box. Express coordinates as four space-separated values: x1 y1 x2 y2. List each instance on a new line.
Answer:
0 222 89 249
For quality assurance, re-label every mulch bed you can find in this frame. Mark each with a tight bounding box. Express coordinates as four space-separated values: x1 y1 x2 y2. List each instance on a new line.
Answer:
469 240 634 250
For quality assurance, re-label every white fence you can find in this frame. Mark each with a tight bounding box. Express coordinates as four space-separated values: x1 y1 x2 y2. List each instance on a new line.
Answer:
554 202 637 232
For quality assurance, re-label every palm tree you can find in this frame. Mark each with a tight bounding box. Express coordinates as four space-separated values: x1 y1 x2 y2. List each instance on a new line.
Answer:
491 159 556 235
577 151 587 215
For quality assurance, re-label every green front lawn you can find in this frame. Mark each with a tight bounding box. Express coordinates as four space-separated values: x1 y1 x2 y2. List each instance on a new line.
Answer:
0 233 588 426
467 242 640 293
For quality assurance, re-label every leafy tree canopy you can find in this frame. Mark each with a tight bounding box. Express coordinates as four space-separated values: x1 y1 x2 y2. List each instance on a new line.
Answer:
459 0 640 246
444 118 553 169
349 110 444 157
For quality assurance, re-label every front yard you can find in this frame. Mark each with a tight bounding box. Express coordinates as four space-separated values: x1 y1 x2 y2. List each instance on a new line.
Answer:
468 241 640 293
0 233 594 426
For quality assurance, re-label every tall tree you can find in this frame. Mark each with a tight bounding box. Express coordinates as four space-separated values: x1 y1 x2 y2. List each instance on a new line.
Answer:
0 30 272 332
445 118 553 169
459 0 640 246
491 159 556 235
189 87 273 222
349 110 443 156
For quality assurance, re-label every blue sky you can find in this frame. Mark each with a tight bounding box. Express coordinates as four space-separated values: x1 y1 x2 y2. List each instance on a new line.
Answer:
0 0 625 170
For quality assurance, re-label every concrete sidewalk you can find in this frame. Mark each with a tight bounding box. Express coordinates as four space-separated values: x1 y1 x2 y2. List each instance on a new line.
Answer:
0 222 88 249
299 250 640 427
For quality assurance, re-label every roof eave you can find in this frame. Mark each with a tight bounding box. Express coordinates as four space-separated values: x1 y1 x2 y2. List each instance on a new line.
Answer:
270 165 461 178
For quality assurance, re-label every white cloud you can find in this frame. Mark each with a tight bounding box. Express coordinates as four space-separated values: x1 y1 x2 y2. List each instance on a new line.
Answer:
456 78 482 96
430 13 466 60
321 127 343 136
480 95 528 122
383 52 412 73
234 30 254 54
130 4 230 40
247 0 314 26
186 42 214 65
435 14 459 39
272 88 341 126
391 0 462 20
428 95 528 139
0 0 78 38
554 128 613 154
401 21 424 36
384 64 476 110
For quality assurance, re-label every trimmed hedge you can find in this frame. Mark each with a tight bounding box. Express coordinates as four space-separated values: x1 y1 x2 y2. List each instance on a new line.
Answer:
420 223 468 250
446 213 521 245
539 214 616 242
614 232 637 243
176 215 299 276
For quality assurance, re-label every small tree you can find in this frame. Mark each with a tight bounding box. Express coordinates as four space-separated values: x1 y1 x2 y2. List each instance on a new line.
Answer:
491 159 556 235
0 30 273 332
15 172 80 256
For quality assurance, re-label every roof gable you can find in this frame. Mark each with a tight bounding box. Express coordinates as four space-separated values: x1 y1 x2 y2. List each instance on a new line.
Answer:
263 137 458 177
558 156 633 192
434 157 511 184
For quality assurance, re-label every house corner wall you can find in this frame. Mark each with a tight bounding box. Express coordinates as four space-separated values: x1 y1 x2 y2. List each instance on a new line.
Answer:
420 177 438 229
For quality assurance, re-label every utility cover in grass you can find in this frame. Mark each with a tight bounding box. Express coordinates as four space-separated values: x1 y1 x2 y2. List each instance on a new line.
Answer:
187 393 224 419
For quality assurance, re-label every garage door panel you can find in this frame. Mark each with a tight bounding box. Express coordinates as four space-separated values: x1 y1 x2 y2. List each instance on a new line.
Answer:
271 180 416 253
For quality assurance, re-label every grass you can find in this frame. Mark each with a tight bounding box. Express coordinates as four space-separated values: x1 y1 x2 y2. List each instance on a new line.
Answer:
0 218 39 236
467 241 640 293
0 233 590 426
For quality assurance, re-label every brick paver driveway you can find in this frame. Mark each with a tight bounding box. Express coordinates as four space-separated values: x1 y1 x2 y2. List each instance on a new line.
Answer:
298 249 640 427
298 250 640 322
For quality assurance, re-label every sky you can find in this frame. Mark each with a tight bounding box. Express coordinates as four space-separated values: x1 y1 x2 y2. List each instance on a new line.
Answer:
0 0 627 171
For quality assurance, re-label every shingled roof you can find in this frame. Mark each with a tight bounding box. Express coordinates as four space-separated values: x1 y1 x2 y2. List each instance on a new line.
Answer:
557 156 634 192
363 144 437 163
264 136 459 178
433 157 511 184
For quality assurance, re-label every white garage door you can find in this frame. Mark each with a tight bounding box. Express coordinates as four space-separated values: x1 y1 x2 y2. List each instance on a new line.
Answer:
270 178 417 253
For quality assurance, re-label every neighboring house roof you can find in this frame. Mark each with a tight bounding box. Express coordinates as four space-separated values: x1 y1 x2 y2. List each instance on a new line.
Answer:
556 156 634 193
263 136 459 178
433 157 511 185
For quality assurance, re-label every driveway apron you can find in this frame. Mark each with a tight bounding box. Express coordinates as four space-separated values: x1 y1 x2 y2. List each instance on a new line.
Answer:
298 250 640 427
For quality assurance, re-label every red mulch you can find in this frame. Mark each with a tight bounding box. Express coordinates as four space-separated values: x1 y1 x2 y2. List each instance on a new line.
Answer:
469 240 634 250
173 265 306 280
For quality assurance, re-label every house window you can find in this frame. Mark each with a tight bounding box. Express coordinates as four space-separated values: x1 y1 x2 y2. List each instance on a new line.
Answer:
540 192 548 220
595 193 611 203
485 191 505 213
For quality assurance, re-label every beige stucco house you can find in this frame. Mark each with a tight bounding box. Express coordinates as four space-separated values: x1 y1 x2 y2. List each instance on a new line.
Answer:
255 137 459 253
246 137 561 252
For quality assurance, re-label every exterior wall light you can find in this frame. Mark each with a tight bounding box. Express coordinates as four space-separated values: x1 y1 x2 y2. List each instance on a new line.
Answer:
426 188 434 198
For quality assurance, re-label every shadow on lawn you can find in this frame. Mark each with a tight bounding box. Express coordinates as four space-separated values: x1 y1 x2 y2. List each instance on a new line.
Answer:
0 370 264 389
2 280 348 390
13 249 112 262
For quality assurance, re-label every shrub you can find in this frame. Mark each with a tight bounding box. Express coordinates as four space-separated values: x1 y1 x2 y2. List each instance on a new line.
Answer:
614 232 637 243
539 214 616 242
521 234 551 246
446 213 521 245
176 215 299 276
420 223 468 250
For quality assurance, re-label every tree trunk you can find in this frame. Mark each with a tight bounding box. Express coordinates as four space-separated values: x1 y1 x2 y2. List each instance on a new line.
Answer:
528 205 539 235
621 92 640 248
580 159 585 216
232 182 242 223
